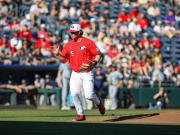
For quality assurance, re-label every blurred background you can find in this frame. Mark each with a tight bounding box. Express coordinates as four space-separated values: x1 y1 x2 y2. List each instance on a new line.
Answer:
0 0 180 110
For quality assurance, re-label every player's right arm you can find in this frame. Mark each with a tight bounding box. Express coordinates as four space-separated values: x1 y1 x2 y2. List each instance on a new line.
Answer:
51 44 69 63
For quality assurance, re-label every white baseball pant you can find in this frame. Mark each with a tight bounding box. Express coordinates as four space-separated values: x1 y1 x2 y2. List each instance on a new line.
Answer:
70 71 100 115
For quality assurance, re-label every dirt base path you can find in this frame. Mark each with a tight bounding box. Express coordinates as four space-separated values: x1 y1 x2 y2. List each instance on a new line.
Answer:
87 110 180 124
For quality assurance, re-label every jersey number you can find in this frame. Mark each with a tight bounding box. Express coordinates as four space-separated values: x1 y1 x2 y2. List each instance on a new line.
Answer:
70 51 74 56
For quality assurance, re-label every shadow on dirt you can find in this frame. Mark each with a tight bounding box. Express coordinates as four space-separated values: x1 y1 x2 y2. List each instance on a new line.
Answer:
105 113 160 122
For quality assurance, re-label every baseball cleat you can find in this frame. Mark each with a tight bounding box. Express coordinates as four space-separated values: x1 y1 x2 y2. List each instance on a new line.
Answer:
72 115 86 121
97 100 105 115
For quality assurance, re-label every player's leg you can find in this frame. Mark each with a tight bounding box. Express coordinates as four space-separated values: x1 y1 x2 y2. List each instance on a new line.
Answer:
50 94 56 106
61 78 70 110
81 71 105 115
108 85 118 110
39 94 45 106
82 71 100 105
70 71 84 116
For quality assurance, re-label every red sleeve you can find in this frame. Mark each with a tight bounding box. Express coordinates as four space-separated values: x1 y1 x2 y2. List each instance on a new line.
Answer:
61 44 70 59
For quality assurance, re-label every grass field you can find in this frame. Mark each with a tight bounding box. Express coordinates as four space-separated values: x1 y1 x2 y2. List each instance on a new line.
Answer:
0 109 179 135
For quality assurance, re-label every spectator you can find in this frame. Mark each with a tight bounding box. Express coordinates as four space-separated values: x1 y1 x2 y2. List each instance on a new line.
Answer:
128 18 142 37
0 34 10 50
176 74 180 87
153 35 161 49
139 33 153 50
112 48 132 78
147 2 160 16
46 8 58 28
58 1 69 20
153 20 163 34
19 25 33 41
152 48 162 69
164 10 176 25
51 0 60 11
0 1 8 14
152 66 164 88
10 32 22 54
39 0 48 14
98 16 108 33
69 3 79 18
88 18 98 38
10 18 21 31
123 38 132 54
37 24 48 40
80 16 91 32
163 21 176 38
175 12 180 28
131 57 143 77
108 44 119 59
95 34 107 54
35 34 52 56
137 14 148 30
140 55 151 79
108 19 118 37
29 0 44 26
129 38 140 54
129 7 141 19
88 4 99 19
117 8 129 22
118 20 129 37
163 62 174 80
138 0 148 6
0 15 9 30
20 14 32 28
102 7 110 21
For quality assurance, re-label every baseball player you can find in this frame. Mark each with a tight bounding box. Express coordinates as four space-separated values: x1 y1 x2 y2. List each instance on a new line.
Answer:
107 64 123 110
51 24 105 121
57 62 72 110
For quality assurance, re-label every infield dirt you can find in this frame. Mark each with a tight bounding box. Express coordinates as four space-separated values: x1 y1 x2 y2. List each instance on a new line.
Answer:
87 110 180 124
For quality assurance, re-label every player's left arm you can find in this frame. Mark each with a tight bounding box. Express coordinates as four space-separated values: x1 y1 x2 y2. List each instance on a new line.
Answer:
81 40 102 70
93 54 102 64
81 54 102 70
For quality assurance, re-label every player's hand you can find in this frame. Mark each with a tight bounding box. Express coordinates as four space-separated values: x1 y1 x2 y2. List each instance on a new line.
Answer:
80 62 94 70
80 63 91 70
50 45 60 56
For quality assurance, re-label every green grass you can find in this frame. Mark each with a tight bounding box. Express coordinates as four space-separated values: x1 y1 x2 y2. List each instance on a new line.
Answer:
0 109 163 122
0 109 179 135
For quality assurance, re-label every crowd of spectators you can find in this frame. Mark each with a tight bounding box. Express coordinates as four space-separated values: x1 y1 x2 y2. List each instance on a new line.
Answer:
0 0 180 97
